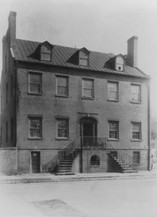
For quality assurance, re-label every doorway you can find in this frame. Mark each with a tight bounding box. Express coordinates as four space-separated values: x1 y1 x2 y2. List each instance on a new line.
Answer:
80 117 97 147
31 151 40 173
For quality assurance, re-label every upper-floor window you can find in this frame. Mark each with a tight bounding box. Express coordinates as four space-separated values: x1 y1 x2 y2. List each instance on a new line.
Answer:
40 44 52 61
79 50 89 66
56 76 69 97
108 121 119 140
131 122 141 140
115 56 124 71
82 78 94 99
131 84 141 103
108 81 118 101
28 72 42 95
29 116 42 139
56 118 69 139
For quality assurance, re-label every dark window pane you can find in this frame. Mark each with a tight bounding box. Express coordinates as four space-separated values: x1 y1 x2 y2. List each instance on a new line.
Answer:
29 118 42 138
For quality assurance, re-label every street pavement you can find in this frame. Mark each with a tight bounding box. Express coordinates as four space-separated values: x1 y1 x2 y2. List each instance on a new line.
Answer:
0 170 157 217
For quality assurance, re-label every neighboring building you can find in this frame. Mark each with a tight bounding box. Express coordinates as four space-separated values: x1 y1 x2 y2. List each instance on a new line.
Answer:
0 11 150 174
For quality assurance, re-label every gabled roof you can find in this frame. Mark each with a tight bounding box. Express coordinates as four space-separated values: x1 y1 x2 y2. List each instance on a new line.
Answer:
12 38 149 79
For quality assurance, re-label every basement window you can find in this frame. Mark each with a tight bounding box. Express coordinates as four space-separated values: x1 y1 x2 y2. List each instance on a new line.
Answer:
133 151 140 165
90 155 100 166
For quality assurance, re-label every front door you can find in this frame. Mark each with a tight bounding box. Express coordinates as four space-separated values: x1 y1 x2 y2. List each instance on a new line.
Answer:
31 152 40 173
80 117 97 147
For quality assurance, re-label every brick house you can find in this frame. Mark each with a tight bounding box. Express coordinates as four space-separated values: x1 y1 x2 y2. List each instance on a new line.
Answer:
0 11 150 174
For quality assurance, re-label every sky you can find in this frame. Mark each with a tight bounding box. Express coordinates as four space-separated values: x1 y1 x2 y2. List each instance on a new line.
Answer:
0 0 157 117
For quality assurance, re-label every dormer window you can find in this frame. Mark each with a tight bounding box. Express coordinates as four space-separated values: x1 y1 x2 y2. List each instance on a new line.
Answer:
41 44 52 61
79 48 90 66
115 56 124 71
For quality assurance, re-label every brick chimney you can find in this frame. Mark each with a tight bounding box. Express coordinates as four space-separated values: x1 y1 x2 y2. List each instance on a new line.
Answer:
127 36 138 67
7 11 16 48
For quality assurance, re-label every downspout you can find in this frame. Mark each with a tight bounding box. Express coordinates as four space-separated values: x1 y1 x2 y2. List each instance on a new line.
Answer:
147 80 151 170
15 60 18 173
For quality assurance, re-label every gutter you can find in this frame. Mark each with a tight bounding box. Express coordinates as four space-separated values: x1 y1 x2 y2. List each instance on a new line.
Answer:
148 81 151 170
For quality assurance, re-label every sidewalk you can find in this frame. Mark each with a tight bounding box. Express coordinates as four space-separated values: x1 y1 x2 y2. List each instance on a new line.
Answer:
0 170 157 184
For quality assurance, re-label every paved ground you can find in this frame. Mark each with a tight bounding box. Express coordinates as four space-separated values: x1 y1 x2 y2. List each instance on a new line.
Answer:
0 174 157 217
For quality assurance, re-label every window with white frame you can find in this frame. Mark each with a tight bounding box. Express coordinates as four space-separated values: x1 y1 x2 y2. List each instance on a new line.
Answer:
82 78 94 98
56 76 68 97
131 84 141 102
40 45 51 61
108 81 118 101
28 72 42 94
131 122 141 140
29 117 42 138
115 56 124 71
133 151 140 165
108 121 119 139
79 50 89 66
56 118 69 139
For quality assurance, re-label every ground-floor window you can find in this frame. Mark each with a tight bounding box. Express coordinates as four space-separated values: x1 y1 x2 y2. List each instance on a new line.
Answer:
29 116 42 139
133 151 140 165
90 155 100 166
108 121 119 139
56 118 69 139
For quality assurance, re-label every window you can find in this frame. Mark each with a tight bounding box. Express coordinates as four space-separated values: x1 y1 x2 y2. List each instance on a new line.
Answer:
131 84 141 103
41 45 51 61
133 151 140 165
28 72 42 94
79 51 89 66
108 82 118 101
6 121 8 143
6 83 8 104
90 155 100 166
115 56 124 71
56 76 68 97
29 117 42 138
108 121 119 139
82 78 94 99
56 119 69 139
132 122 141 140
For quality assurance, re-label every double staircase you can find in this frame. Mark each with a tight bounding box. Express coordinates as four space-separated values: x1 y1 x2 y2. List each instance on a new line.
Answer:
108 152 136 173
44 137 137 175
56 150 79 175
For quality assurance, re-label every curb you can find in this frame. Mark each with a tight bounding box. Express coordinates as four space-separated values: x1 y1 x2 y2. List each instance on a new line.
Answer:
0 173 157 184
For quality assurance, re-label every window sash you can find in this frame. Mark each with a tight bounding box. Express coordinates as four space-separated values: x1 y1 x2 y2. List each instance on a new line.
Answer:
29 73 42 94
56 77 68 96
132 123 141 140
109 122 119 139
83 79 94 98
133 152 140 165
29 118 42 138
108 82 118 100
57 119 69 138
131 85 141 102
